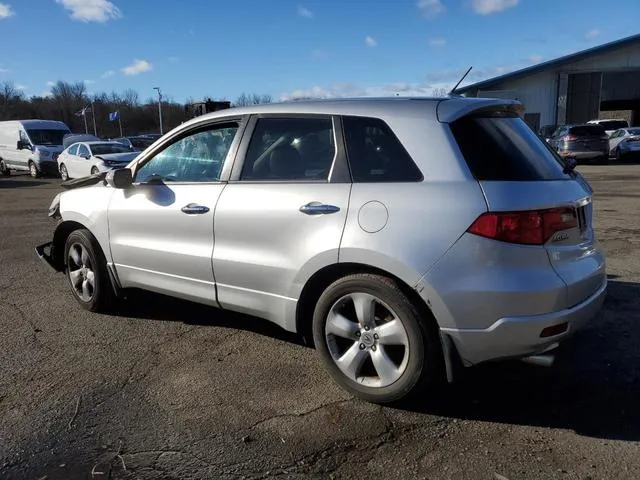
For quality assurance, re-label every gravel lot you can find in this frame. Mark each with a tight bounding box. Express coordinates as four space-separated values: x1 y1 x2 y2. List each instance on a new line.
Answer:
1 166 639 480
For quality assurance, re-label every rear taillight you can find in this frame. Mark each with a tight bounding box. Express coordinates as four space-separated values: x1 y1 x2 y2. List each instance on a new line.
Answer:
562 135 577 141
467 208 578 245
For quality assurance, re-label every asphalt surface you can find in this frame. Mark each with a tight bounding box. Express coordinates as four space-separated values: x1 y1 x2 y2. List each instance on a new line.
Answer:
1 166 639 480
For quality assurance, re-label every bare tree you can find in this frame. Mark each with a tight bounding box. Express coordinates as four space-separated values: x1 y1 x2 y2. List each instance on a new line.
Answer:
431 87 449 98
0 81 24 117
234 92 273 107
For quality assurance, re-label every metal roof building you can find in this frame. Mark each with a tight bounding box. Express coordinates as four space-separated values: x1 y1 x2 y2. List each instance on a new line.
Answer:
457 33 640 132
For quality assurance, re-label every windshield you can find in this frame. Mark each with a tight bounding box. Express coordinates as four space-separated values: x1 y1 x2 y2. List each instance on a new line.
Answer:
90 143 133 155
26 129 70 146
598 120 628 130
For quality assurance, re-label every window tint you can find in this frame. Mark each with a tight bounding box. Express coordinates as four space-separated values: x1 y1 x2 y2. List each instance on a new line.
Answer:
77 144 90 157
240 117 335 181
90 143 132 155
135 124 238 183
68 144 79 155
598 120 628 130
450 114 569 181
343 116 422 183
568 125 606 136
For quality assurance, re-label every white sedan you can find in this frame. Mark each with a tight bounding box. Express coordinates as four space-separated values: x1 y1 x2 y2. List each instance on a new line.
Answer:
608 128 640 160
57 141 139 180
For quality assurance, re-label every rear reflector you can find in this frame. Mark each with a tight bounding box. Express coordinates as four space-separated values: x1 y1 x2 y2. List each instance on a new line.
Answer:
540 323 568 338
467 208 578 245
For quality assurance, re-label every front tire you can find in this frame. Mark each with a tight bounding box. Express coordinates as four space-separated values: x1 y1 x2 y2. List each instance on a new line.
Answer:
64 229 115 312
91 166 99 175
616 148 623 163
0 159 9 176
29 161 39 178
59 163 69 181
312 273 444 404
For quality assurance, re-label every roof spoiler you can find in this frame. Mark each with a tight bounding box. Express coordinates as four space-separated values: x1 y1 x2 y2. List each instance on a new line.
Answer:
436 98 524 123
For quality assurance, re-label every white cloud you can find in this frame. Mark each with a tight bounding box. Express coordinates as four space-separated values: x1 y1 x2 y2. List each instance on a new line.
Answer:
280 81 452 101
121 59 152 76
365 36 377 47
56 0 121 23
417 0 444 17
428 37 447 47
84 79 95 84
585 28 600 40
101 69 115 78
0 3 14 18
471 0 519 15
46 80 55 87
297 5 313 18
15 84 27 90
41 90 53 98
528 54 543 64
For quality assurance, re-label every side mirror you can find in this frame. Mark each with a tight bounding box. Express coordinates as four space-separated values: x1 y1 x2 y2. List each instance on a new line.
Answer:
17 140 31 150
105 168 133 189
81 154 90 159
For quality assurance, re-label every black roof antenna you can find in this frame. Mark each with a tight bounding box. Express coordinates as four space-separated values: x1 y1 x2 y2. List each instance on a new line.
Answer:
448 66 473 96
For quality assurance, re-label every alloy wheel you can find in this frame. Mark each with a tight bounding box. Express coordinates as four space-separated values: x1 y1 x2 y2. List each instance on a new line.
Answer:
324 292 410 388
67 243 95 302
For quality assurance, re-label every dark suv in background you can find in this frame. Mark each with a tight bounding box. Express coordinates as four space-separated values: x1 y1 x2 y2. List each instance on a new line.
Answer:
549 124 609 164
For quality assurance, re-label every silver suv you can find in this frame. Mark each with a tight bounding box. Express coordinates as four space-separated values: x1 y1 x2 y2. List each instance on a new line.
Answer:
36 97 607 404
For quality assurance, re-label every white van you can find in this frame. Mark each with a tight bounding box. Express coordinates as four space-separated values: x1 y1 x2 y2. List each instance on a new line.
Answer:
0 120 71 177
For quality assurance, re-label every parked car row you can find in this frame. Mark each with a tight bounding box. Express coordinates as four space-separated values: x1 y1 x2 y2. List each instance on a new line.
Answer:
539 119 639 164
0 119 160 179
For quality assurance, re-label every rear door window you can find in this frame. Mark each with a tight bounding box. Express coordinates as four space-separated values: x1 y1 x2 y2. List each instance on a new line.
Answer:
450 113 569 181
342 116 423 182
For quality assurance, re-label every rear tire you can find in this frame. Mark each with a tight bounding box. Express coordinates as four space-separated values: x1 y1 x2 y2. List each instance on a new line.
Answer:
64 229 115 313
59 163 69 181
312 273 444 404
29 161 39 178
0 159 9 176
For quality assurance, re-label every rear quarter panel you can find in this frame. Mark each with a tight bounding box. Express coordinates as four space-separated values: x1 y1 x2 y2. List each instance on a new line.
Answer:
339 116 487 288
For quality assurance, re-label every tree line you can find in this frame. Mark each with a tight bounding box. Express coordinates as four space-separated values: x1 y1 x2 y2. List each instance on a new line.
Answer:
0 80 272 139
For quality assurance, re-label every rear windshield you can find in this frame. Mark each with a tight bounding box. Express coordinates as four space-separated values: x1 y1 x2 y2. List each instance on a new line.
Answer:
90 143 132 155
569 125 606 136
450 114 569 181
597 120 628 130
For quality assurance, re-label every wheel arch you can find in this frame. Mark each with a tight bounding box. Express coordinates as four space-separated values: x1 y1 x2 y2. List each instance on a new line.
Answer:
296 262 438 346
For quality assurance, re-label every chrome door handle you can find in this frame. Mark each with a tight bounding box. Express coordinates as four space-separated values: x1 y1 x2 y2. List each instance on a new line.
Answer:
299 202 340 215
181 203 210 215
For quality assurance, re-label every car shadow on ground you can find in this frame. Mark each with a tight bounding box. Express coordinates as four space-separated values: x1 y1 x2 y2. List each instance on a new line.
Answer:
111 289 306 346
405 279 640 442
0 179 48 188
111 280 639 442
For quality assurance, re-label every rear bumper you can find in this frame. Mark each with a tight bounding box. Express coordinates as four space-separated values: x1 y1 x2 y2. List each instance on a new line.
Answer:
560 151 607 160
36 160 60 176
442 278 607 366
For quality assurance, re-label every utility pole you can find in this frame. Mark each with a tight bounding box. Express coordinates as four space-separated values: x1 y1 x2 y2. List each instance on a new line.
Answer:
82 107 88 134
91 101 97 136
153 87 163 135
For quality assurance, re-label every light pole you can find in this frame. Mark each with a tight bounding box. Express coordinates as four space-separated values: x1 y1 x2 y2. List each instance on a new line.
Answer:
153 87 163 135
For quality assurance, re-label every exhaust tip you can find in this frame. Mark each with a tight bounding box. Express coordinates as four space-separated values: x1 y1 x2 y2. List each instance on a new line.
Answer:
521 354 555 368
